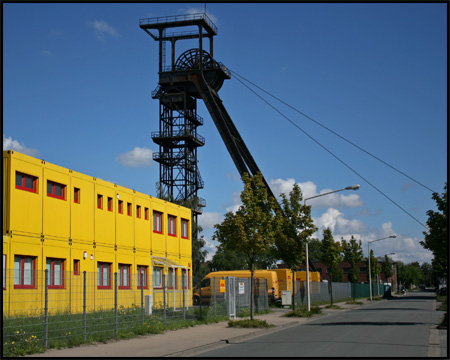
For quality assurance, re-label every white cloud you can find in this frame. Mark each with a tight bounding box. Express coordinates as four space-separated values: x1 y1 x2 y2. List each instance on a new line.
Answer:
185 7 219 24
3 134 41 157
115 147 153 167
40 50 53 57
270 178 363 208
198 212 222 230
88 20 120 41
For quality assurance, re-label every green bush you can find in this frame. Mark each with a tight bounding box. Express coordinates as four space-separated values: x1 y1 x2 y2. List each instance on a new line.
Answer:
227 319 274 328
283 305 322 318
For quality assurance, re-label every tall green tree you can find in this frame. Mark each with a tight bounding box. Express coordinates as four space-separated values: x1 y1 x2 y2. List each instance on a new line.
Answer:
319 228 342 305
342 236 364 300
397 261 424 289
365 249 381 286
274 183 316 310
213 172 277 319
381 255 394 282
210 244 247 271
307 238 323 262
420 183 447 281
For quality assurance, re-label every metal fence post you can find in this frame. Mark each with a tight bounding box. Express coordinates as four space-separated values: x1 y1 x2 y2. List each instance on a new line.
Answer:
140 273 144 326
183 277 186 320
44 269 49 348
163 274 166 325
199 282 202 320
114 272 118 336
83 271 87 341
213 277 216 318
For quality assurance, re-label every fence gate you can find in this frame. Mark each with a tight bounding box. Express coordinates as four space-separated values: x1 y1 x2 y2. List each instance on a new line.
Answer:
227 277 236 319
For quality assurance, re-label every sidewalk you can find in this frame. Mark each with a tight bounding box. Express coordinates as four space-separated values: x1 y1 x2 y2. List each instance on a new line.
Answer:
26 298 446 357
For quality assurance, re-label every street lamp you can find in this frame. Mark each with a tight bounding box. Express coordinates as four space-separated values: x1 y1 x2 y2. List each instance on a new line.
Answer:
303 184 360 311
368 236 397 301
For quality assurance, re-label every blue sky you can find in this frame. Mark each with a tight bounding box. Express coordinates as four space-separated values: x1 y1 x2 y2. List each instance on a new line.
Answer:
3 3 447 265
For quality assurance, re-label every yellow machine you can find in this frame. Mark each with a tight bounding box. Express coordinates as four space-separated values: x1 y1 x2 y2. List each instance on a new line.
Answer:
193 270 280 305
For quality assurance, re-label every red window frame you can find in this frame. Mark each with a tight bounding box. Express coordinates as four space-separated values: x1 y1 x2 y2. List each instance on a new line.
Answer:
47 180 66 200
97 262 112 289
137 265 148 289
3 254 6 290
144 208 149 220
168 268 177 289
182 269 190 289
181 219 189 239
46 258 65 289
107 197 113 211
97 194 103 209
136 205 141 219
118 200 123 214
15 172 38 193
152 266 163 289
153 211 163 234
118 264 131 289
74 188 80 204
14 256 36 289
74 259 80 275
127 202 132 216
168 215 176 237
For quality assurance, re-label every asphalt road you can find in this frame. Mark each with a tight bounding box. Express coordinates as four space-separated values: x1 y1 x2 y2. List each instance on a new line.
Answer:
197 290 442 357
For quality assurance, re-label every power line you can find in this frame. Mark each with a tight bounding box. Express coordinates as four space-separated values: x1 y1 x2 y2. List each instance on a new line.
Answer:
230 71 428 229
229 69 436 194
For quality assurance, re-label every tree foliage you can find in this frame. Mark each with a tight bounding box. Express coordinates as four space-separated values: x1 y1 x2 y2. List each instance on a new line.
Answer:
397 261 424 289
342 236 364 300
212 173 277 319
365 249 381 282
420 183 447 279
381 255 394 280
274 183 316 270
319 228 342 305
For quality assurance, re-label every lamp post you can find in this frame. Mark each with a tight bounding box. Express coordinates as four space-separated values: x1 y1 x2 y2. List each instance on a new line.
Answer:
303 184 360 311
368 236 397 301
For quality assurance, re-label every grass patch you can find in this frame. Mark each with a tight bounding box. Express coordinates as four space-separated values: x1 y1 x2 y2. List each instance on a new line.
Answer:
2 307 229 357
325 304 343 310
437 296 447 311
345 300 364 305
283 305 322 318
227 319 274 328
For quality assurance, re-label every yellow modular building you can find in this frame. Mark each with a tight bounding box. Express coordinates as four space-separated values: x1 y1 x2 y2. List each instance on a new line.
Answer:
2 150 192 316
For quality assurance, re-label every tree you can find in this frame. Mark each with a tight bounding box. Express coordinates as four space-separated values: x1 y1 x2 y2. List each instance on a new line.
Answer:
319 228 342 305
420 262 433 287
420 183 447 281
365 249 381 291
192 234 209 287
307 238 323 262
342 236 364 301
274 183 316 311
210 245 248 271
397 261 424 289
381 255 394 282
212 172 277 319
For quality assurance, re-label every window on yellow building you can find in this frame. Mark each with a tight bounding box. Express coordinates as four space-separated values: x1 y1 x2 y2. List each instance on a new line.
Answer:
144 208 149 220
181 219 189 239
136 205 141 219
182 269 190 289
127 202 132 216
46 258 65 289
107 197 113 211
168 215 176 237
97 262 112 289
47 180 66 200
74 188 80 203
3 254 6 290
97 194 103 209
118 200 123 214
14 256 36 289
118 264 131 289
153 267 163 288
153 211 162 234
137 266 148 289
16 172 38 193
168 268 176 289
74 259 80 275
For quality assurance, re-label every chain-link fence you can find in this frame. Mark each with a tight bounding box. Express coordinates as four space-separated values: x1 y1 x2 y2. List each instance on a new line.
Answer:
2 269 195 355
196 277 269 319
292 281 387 306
